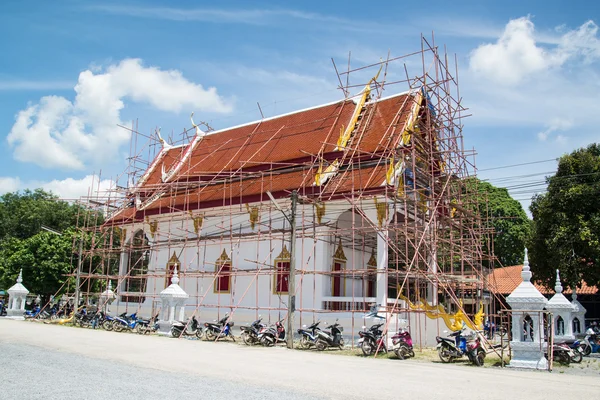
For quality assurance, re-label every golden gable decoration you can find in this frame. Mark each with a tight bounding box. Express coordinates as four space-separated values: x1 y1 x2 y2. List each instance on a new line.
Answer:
145 216 158 238
189 212 204 234
315 202 326 224
374 198 388 227
245 204 259 230
333 239 347 261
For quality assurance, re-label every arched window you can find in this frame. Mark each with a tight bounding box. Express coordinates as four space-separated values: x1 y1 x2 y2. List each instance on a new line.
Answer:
273 246 290 294
122 230 149 302
556 316 565 336
214 249 231 294
573 317 581 334
522 314 534 341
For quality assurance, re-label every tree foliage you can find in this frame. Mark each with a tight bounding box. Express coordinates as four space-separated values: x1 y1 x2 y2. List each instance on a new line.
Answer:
0 189 105 296
529 144 600 288
464 178 531 267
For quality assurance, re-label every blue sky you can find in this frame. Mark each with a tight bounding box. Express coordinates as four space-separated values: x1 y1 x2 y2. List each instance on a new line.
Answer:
0 0 599 211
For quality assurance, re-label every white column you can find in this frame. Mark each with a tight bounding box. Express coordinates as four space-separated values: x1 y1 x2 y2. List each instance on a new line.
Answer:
178 305 185 321
169 305 175 322
376 230 388 308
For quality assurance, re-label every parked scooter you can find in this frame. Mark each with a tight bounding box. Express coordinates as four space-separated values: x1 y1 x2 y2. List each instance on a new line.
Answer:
258 320 286 347
581 328 600 356
315 320 344 351
358 323 386 356
240 317 266 346
204 314 236 341
171 316 202 338
548 342 575 365
391 327 415 360
436 329 486 366
112 312 139 332
297 321 321 349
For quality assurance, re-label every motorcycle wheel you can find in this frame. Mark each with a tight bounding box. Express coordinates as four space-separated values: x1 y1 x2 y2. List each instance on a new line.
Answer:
102 320 113 331
298 335 310 349
171 327 182 338
205 329 217 341
581 343 591 356
113 323 124 333
394 343 410 360
438 343 453 363
137 326 147 335
195 329 204 339
316 340 327 351
361 339 375 356
571 350 583 363
241 332 253 346
473 350 485 367
409 349 415 358
338 338 344 349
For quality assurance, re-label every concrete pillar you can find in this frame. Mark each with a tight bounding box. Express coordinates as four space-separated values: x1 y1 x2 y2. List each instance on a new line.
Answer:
376 230 388 308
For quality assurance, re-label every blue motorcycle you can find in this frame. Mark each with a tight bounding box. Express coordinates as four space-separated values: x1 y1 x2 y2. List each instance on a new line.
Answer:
112 312 140 333
436 329 485 366
582 328 600 356
24 305 41 319
204 314 235 341
297 321 321 349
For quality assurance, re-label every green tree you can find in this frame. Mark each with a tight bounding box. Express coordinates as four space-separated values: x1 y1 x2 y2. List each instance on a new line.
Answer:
464 178 531 267
0 189 81 240
529 144 600 288
0 229 76 295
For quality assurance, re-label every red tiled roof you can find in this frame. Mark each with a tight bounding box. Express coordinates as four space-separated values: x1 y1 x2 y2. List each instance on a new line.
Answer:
486 265 598 295
108 92 420 224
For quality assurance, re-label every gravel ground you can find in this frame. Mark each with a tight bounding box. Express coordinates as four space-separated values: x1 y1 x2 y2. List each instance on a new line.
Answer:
0 342 323 400
2 319 600 400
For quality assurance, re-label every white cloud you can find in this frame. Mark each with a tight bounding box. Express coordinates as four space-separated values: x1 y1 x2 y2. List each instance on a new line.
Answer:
0 175 115 201
7 58 233 170
469 17 600 85
536 118 573 142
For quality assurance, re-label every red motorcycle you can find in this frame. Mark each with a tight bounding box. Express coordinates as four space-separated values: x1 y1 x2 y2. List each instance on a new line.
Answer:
391 327 415 359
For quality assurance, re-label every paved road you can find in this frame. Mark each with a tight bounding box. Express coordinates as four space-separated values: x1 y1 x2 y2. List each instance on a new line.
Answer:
1 319 600 400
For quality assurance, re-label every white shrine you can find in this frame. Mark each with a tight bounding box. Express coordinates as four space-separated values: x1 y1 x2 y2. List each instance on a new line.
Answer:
157 267 189 336
545 269 576 342
6 269 29 319
506 249 548 370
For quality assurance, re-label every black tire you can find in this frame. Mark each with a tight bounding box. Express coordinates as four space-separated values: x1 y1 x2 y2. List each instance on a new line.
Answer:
195 329 203 339
316 340 327 351
556 352 571 365
298 335 309 349
394 343 410 360
409 349 415 358
571 349 583 364
171 327 182 338
473 350 485 367
438 343 453 363
581 343 591 356
102 320 113 331
113 322 124 333
205 329 217 341
361 339 375 356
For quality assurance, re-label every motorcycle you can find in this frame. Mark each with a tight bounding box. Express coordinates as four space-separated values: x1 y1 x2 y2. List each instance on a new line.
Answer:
204 314 236 341
112 312 140 333
436 329 486 366
315 320 344 351
560 339 584 363
24 305 41 319
240 317 266 346
258 320 286 347
297 321 321 350
391 327 415 360
171 316 202 338
358 323 386 356
581 328 600 356
548 342 575 365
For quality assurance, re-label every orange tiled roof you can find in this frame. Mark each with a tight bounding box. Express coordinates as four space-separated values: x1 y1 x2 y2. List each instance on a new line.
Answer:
108 92 426 224
486 265 598 295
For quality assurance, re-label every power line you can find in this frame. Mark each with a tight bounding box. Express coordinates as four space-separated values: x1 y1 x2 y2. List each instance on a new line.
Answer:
478 158 558 172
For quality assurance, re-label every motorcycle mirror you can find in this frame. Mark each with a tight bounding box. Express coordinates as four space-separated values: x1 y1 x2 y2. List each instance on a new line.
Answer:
362 326 367 330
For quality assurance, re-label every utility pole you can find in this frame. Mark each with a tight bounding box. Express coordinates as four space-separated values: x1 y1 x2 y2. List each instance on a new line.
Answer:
287 190 298 349
73 233 83 320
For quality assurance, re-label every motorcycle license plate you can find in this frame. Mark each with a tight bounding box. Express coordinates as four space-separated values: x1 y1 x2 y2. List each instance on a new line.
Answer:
577 347 584 353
